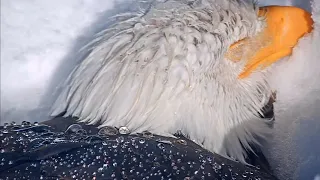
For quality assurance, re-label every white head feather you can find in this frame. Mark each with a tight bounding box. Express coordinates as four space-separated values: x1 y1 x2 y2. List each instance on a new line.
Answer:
51 0 274 162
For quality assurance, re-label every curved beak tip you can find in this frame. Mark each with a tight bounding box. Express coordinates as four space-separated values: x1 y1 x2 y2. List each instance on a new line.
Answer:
226 6 314 79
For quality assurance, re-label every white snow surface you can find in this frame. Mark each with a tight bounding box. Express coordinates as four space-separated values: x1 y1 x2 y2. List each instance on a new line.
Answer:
1 0 117 123
1 0 319 179
268 1 320 179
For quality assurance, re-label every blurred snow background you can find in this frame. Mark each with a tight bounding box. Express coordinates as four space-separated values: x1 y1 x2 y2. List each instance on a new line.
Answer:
0 0 319 179
0 0 118 123
267 0 320 179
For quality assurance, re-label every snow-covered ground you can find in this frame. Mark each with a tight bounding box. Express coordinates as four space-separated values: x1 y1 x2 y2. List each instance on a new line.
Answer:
267 1 320 179
1 0 319 179
0 0 119 123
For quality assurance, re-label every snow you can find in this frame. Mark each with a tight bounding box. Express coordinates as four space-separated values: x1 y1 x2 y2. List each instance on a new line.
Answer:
259 0 312 11
1 0 116 123
267 1 320 179
1 0 319 179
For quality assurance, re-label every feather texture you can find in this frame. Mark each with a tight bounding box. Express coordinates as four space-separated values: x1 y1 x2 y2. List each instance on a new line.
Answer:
51 0 273 163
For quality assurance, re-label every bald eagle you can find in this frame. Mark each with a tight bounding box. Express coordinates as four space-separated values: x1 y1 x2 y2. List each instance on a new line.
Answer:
50 0 313 163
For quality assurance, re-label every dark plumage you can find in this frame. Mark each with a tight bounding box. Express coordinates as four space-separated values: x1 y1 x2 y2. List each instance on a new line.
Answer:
0 118 278 180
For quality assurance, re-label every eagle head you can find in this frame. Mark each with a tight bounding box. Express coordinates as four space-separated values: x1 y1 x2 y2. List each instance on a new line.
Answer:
51 0 313 162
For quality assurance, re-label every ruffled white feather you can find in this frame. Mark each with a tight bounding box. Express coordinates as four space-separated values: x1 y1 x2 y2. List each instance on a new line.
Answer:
51 0 274 162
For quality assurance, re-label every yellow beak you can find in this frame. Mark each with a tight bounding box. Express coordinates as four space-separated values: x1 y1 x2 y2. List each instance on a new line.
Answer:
226 6 314 79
